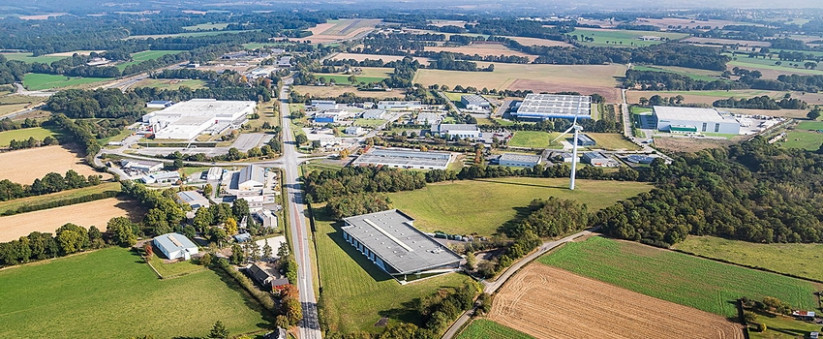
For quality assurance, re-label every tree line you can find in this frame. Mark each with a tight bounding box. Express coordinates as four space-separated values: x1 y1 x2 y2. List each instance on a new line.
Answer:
0 170 103 201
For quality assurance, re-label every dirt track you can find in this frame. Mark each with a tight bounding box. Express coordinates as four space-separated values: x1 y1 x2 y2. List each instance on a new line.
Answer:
489 265 744 339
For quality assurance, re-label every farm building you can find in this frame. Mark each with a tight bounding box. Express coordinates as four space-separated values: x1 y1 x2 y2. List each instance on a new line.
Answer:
351 148 454 170
154 233 199 260
624 155 657 164
238 164 268 191
377 101 422 110
361 109 386 119
639 35 663 41
341 209 462 280
576 133 596 146
499 153 543 167
146 100 173 109
582 152 620 167
120 159 163 174
246 263 289 290
461 94 491 113
176 191 210 209
432 123 481 139
652 106 740 134
142 99 255 140
222 51 250 60
514 94 592 120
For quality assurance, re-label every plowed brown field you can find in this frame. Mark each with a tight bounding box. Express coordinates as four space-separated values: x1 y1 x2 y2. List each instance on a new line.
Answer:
489 265 743 339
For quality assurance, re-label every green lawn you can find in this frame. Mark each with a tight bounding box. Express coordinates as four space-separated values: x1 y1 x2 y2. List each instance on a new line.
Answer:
630 105 652 114
354 118 387 127
539 236 820 318
0 182 121 214
0 52 68 64
442 91 464 102
23 73 112 91
586 132 640 150
508 131 559 148
312 206 475 334
570 28 688 48
456 319 534 339
797 121 823 131
0 248 271 338
183 22 231 31
0 127 59 147
387 177 651 236
148 252 206 277
748 310 822 339
780 130 822 151
673 236 823 282
726 54 823 76
116 50 185 71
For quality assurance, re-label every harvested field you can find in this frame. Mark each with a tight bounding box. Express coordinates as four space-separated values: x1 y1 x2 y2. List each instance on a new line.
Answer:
633 17 759 30
0 197 142 242
654 135 741 152
331 53 430 64
292 85 404 99
682 37 770 47
0 146 110 184
489 264 744 339
424 44 537 61
291 19 381 44
413 63 625 103
502 36 573 48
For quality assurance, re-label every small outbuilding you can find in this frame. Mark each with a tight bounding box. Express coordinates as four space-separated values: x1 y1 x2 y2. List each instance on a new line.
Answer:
154 233 199 261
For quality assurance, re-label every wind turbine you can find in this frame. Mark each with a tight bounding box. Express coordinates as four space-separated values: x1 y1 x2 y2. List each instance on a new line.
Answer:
551 115 583 190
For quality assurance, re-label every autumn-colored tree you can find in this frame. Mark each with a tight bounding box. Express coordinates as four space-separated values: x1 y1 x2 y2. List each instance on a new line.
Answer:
225 218 238 235
144 243 153 259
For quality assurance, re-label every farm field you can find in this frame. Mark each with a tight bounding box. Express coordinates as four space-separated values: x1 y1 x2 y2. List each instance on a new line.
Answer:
570 28 689 47
653 135 739 152
0 248 269 338
132 78 208 90
726 54 823 79
632 65 723 82
508 130 558 148
311 206 475 334
330 52 430 64
23 73 112 91
0 182 121 216
586 132 641 150
673 236 823 282
183 22 231 31
489 264 743 339
0 146 110 183
387 177 651 236
456 319 533 339
126 30 253 40
0 197 142 242
292 85 403 99
501 36 573 47
626 89 776 106
413 63 626 103
0 52 68 64
424 44 537 61
0 103 30 117
293 19 381 44
0 127 58 147
319 67 392 85
682 37 771 47
779 130 822 150
147 252 206 277
539 236 821 317
633 17 758 30
797 121 823 131
116 50 184 70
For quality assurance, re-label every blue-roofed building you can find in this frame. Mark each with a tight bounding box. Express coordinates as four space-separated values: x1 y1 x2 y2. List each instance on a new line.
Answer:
314 113 337 123
234 233 252 243
154 233 199 260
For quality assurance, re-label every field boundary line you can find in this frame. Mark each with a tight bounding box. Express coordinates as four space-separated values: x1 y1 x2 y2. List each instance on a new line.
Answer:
669 247 823 285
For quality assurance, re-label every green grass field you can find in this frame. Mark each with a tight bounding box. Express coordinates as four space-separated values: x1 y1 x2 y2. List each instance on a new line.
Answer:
183 22 231 31
726 54 823 77
780 130 822 151
673 236 823 282
630 105 652 114
748 310 822 339
586 132 641 150
148 252 206 277
539 236 820 317
353 118 386 127
23 73 112 91
134 78 207 90
312 206 475 334
387 177 651 236
0 52 68 64
116 50 184 71
319 68 392 85
508 131 559 148
570 28 688 48
456 319 534 339
0 182 121 214
632 65 722 82
0 248 270 338
797 121 823 131
0 127 59 147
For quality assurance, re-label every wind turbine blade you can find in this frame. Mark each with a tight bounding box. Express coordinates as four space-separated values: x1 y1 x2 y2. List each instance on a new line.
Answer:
552 125 575 143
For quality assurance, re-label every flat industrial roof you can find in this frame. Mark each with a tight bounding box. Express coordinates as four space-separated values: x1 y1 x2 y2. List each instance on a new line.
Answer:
342 210 461 274
461 94 489 105
500 153 542 163
516 94 591 118
154 233 198 252
351 148 452 169
653 106 735 123
438 123 479 132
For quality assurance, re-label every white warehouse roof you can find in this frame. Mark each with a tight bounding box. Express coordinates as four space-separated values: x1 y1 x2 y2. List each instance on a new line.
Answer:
652 106 735 123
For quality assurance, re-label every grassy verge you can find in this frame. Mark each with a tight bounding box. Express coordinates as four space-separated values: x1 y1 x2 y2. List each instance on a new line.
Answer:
539 236 820 318
456 319 534 339
147 252 206 278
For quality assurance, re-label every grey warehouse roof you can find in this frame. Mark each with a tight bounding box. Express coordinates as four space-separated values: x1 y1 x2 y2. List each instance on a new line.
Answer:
342 210 462 274
154 233 198 252
652 106 736 123
351 148 452 169
239 164 266 184
500 153 542 163
461 94 489 105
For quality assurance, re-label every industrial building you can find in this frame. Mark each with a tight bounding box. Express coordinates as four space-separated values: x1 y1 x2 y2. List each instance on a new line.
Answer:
461 94 491 112
176 191 211 210
416 112 442 125
514 94 592 120
582 152 620 167
499 153 543 167
142 99 255 140
254 210 279 230
432 123 481 139
120 159 163 175
238 164 268 191
154 233 199 260
377 101 422 110
207 167 224 181
652 106 741 134
351 148 454 170
146 100 173 109
576 133 596 146
341 210 462 280
310 100 338 110
556 152 580 163
140 171 180 184
361 109 386 119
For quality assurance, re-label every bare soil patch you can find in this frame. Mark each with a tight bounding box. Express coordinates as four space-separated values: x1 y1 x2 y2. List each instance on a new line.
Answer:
510 79 621 102
0 198 143 241
424 44 538 61
0 146 110 184
653 135 741 152
290 19 381 44
489 264 743 339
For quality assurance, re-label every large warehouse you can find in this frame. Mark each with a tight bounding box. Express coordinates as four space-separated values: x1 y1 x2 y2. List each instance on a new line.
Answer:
351 148 454 170
514 94 592 120
653 106 740 134
341 209 462 280
142 99 256 139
